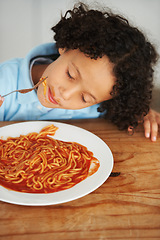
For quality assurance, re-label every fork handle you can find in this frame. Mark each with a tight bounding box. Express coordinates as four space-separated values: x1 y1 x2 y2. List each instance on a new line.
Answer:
2 90 19 98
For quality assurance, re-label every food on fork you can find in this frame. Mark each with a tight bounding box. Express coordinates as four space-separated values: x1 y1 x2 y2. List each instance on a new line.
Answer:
42 77 47 96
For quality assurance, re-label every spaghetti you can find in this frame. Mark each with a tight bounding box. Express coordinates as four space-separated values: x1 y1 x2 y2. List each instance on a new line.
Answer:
0 124 100 193
42 78 47 96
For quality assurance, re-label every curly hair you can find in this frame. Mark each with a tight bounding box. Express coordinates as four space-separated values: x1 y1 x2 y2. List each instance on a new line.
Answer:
51 2 158 130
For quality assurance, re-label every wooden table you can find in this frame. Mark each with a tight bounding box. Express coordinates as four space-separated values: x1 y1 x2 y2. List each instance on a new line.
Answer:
0 119 160 240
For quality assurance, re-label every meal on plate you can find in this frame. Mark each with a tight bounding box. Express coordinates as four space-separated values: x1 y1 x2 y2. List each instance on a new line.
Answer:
0 124 100 193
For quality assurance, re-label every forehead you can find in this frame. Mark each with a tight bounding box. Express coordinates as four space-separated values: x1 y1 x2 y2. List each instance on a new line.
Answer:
66 49 115 78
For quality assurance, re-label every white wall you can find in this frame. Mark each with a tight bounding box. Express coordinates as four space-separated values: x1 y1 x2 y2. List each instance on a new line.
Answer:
0 0 159 110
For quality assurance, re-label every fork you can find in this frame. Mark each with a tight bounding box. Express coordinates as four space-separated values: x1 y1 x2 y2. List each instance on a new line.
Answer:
2 76 48 98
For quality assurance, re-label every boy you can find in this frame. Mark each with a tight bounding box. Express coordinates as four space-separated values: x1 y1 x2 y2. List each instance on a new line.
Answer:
0 3 159 141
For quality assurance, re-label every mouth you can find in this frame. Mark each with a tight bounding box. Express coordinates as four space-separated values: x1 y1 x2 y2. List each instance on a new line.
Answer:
48 87 59 105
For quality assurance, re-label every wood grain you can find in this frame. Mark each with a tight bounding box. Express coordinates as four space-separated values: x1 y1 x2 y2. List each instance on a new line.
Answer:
0 119 160 240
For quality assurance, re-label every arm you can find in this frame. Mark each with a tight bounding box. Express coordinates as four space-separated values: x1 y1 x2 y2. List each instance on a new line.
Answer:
143 109 160 141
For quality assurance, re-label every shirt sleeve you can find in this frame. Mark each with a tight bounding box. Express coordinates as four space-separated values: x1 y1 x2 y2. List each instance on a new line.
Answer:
0 59 20 120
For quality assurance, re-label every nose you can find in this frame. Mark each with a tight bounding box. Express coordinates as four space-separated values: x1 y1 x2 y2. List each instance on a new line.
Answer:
59 84 80 100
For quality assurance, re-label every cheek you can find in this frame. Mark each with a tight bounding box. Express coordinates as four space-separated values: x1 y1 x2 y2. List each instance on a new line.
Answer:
37 85 45 102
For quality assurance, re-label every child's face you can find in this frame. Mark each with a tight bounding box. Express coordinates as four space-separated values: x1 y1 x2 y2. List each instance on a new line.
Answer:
37 48 115 110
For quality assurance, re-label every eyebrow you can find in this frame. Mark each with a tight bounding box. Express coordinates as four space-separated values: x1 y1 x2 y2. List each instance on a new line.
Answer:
71 62 97 102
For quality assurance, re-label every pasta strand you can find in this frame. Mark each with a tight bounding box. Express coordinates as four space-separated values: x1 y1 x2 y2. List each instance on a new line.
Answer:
0 124 100 193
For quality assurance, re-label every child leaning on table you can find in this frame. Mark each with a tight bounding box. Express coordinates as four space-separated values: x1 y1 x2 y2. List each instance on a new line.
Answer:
0 3 160 141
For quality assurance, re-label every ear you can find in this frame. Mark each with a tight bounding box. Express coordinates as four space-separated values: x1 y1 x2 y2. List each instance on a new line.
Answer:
58 48 66 55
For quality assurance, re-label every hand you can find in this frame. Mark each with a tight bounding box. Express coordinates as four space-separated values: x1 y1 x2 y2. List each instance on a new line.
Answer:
0 95 4 107
143 109 160 141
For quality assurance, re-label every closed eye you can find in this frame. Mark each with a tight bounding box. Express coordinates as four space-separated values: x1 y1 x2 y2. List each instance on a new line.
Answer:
81 94 87 103
66 70 73 80
81 93 95 104
66 68 96 104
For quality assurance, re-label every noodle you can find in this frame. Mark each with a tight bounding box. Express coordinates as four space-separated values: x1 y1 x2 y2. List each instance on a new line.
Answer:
0 124 100 193
42 79 47 96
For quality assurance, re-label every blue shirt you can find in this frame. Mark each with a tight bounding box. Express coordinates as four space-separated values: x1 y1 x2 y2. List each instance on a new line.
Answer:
0 43 100 121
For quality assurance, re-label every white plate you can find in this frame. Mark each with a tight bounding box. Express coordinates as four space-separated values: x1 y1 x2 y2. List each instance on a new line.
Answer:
0 121 113 206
